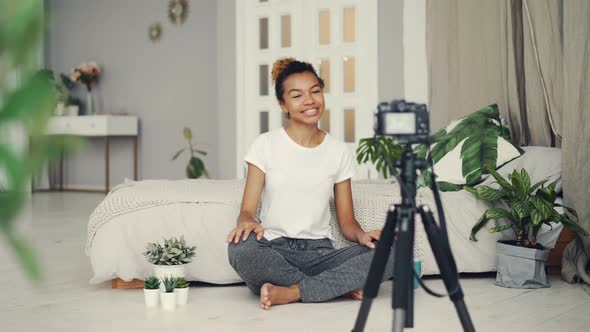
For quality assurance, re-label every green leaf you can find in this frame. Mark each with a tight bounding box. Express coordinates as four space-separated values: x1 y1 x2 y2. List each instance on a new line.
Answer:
171 148 185 161
5 232 43 282
531 209 543 226
490 224 513 233
555 204 579 220
0 72 57 123
466 185 505 201
460 127 498 185
355 137 402 178
183 127 192 140
509 170 526 200
485 165 512 191
530 179 548 193
485 207 513 221
520 168 531 192
436 181 465 192
512 201 530 219
531 196 552 220
470 213 490 241
556 212 589 236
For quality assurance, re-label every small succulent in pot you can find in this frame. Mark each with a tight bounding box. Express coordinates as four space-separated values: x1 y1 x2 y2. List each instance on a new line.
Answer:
144 276 161 289
175 277 188 289
162 276 177 293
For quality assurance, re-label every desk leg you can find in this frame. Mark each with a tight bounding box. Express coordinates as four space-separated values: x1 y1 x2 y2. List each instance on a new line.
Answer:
133 136 138 180
105 136 110 193
59 150 64 192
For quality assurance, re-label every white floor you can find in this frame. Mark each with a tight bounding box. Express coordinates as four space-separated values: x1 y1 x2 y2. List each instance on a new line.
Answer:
1 192 589 332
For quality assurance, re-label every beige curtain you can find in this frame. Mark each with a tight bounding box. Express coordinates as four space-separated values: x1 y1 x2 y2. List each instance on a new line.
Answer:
561 0 590 283
427 0 590 282
426 0 560 146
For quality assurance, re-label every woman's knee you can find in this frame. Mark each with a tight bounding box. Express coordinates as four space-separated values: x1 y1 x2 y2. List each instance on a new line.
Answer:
227 233 264 268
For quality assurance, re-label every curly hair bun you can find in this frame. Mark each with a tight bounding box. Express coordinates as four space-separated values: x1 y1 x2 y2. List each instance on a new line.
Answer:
271 57 295 82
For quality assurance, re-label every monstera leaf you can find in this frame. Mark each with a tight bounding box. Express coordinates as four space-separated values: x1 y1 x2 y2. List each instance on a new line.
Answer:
419 104 523 190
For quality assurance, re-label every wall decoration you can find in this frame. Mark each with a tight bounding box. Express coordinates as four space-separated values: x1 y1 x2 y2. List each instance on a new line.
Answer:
168 0 189 25
149 22 162 42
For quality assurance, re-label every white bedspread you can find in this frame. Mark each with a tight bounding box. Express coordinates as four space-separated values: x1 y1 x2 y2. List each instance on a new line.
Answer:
86 178 245 255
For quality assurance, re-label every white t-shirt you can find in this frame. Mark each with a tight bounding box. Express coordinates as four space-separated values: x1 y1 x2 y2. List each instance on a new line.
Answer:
244 127 356 241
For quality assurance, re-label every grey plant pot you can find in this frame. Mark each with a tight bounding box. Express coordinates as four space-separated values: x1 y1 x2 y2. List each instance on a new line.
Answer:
495 240 551 289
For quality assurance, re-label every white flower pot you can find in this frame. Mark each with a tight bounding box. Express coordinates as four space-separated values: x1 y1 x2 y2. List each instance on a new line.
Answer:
54 102 65 116
66 105 79 116
160 292 177 311
143 288 159 308
153 264 186 291
174 287 189 305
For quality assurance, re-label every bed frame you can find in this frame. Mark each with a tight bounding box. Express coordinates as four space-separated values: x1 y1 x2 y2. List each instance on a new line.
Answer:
110 228 576 289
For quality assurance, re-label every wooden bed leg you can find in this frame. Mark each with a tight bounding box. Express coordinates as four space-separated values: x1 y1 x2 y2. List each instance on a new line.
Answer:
111 278 145 289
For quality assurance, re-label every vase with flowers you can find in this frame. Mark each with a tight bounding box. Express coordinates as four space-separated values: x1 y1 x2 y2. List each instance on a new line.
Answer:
71 62 101 115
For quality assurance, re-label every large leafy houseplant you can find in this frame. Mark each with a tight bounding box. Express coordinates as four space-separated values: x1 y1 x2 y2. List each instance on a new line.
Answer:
0 0 79 281
171 127 209 179
144 235 196 266
465 166 588 247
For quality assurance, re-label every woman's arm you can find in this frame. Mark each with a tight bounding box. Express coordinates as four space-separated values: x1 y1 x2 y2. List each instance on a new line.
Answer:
334 179 381 248
226 163 266 243
238 163 265 224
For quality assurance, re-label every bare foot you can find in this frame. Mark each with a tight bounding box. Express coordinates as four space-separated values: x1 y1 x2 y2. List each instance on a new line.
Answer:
345 289 363 301
260 283 301 310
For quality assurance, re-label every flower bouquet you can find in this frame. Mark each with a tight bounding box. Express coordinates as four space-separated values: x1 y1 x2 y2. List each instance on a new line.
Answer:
71 62 101 114
71 62 101 92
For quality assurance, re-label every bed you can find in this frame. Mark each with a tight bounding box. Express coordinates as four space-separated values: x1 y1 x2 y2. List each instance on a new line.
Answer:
86 147 564 286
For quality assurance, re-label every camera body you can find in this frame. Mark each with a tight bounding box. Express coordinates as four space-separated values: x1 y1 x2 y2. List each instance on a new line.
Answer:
374 99 430 145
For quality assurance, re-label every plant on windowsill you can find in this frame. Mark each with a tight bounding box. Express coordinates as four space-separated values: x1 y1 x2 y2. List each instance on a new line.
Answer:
160 277 177 311
174 276 189 305
143 276 160 308
144 235 196 290
171 127 209 179
465 166 588 288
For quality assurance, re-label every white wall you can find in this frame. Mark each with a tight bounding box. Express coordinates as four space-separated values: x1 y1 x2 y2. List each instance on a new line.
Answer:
42 0 420 181
44 0 219 188
403 0 428 105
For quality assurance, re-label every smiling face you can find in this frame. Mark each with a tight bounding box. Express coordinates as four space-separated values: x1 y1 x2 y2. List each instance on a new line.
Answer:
279 71 325 126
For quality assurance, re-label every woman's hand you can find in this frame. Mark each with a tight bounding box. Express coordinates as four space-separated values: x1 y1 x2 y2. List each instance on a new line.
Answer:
357 230 382 249
226 221 264 244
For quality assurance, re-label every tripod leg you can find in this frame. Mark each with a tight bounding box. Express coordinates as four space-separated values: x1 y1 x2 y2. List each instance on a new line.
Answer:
352 205 397 332
391 207 415 331
418 205 476 332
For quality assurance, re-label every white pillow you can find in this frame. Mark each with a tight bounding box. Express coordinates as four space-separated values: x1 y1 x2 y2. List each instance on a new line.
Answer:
480 146 562 192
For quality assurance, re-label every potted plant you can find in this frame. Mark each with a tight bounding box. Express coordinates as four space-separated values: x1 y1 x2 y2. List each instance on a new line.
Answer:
143 276 160 308
171 127 209 178
174 277 189 305
160 277 177 311
143 235 196 290
465 166 588 288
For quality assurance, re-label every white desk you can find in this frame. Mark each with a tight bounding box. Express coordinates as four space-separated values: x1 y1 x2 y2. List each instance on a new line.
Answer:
47 115 139 193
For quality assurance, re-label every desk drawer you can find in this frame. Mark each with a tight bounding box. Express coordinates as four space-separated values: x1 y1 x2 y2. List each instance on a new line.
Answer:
48 116 138 136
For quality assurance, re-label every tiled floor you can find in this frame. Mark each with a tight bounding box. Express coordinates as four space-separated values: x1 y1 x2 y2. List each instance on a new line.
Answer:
1 192 589 332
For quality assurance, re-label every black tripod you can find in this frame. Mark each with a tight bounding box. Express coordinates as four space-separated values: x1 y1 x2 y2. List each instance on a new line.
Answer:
352 147 476 332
